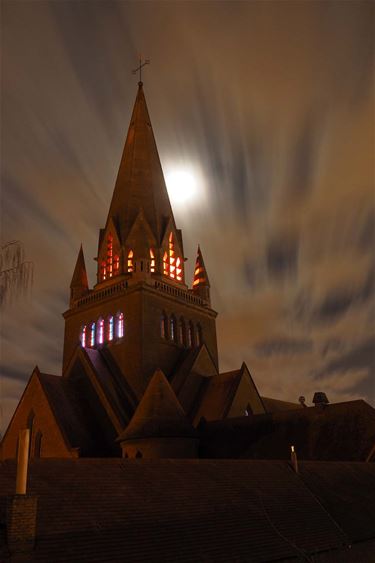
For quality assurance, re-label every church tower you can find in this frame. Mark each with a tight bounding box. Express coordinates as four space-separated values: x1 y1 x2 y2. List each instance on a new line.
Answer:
63 82 218 399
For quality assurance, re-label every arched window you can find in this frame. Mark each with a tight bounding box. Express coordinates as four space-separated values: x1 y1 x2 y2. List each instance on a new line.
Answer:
163 233 183 282
27 411 35 458
161 313 168 339
108 316 114 341
81 325 87 348
117 312 124 338
34 431 42 458
127 250 134 272
97 318 104 345
170 316 177 342
178 318 185 346
90 322 96 347
197 324 203 347
187 322 193 348
150 249 156 273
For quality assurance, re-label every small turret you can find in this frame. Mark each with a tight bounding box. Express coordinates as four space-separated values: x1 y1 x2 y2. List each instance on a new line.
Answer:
70 245 89 306
192 246 210 305
117 369 198 459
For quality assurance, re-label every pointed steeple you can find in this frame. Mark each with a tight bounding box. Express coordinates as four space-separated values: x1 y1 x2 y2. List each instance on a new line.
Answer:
192 245 210 304
106 82 175 245
70 245 89 305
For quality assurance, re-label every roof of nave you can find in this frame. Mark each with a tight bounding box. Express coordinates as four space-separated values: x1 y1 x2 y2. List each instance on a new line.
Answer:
1 458 374 562
199 399 375 462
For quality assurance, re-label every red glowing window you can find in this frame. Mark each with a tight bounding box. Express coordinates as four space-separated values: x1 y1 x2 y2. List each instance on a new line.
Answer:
107 234 113 278
164 233 182 282
150 249 155 273
114 255 120 274
101 261 107 282
127 250 134 272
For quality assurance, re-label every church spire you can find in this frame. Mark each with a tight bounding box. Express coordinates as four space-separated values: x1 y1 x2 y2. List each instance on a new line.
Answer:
106 82 175 245
192 245 210 304
70 245 89 306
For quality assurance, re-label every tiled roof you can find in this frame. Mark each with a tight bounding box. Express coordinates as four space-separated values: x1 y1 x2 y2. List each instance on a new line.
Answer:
2 459 373 562
194 369 242 421
200 400 375 461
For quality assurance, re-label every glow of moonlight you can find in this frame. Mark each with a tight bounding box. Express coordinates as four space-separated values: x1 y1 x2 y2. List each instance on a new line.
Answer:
165 168 198 205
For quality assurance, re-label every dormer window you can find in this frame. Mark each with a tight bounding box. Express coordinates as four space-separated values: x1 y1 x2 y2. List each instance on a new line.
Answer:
163 232 182 282
127 250 134 272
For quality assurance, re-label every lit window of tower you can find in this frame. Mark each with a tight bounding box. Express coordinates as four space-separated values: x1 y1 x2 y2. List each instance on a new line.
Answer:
163 251 168 276
164 233 182 282
97 318 104 345
108 316 114 341
107 234 113 278
150 249 155 273
127 250 134 272
81 325 87 348
117 312 124 338
101 261 107 281
114 255 120 275
90 323 96 347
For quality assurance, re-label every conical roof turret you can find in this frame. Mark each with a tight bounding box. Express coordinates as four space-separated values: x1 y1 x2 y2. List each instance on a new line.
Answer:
117 369 196 441
70 245 89 305
192 245 211 304
106 82 175 245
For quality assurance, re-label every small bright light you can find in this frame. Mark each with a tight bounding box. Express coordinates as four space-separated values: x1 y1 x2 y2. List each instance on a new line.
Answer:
166 169 198 204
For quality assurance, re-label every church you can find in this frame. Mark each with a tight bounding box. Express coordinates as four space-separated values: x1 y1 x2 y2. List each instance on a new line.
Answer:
1 79 272 461
1 80 375 562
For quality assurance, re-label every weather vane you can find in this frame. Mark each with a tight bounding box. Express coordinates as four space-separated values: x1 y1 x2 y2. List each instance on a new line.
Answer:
132 56 150 83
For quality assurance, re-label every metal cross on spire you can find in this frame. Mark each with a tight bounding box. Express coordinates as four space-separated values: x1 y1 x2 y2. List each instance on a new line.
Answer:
132 56 150 84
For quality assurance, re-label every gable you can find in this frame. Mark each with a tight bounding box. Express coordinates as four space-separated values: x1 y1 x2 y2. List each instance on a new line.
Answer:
226 363 266 418
64 349 127 454
0 369 74 460
171 345 218 418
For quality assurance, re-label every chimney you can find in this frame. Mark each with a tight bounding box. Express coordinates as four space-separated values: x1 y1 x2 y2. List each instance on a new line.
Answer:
312 392 329 407
6 429 38 555
290 445 299 474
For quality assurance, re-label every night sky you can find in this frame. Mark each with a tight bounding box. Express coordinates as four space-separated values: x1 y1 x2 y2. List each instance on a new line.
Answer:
1 1 374 434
